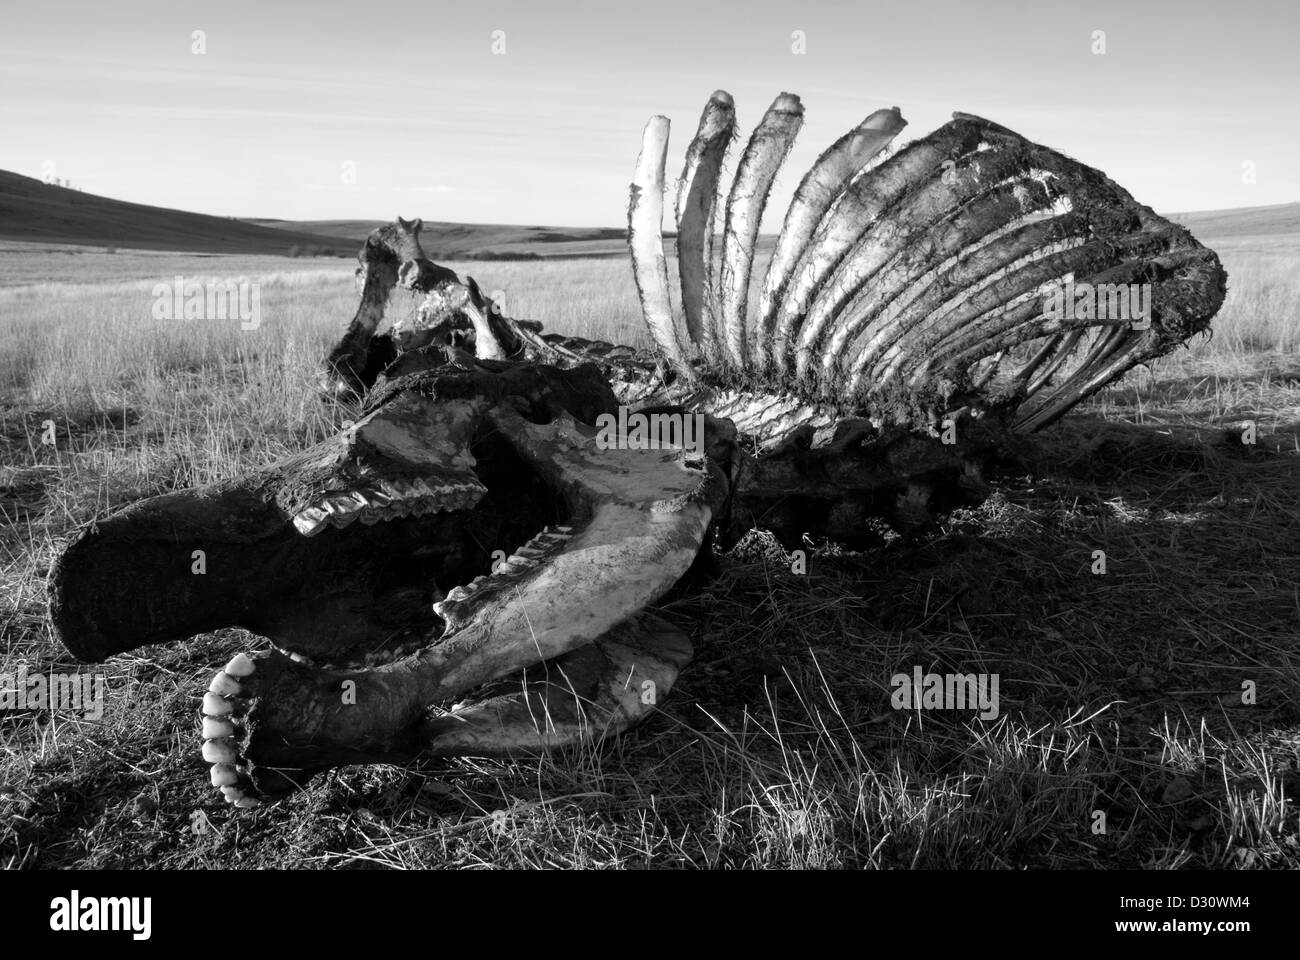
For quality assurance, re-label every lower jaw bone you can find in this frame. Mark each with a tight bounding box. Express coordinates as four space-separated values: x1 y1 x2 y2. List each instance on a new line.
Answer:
199 408 731 802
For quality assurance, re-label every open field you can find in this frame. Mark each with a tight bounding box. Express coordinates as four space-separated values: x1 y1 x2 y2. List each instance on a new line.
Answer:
1 234 1298 869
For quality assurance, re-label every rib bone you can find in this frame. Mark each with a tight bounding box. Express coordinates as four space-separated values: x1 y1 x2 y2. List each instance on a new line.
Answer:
759 106 906 373
771 117 989 376
718 92 804 371
629 115 693 377
818 183 1067 391
675 90 736 356
793 145 1043 384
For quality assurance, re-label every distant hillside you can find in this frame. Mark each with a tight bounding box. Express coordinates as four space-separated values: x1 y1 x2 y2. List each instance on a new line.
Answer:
0 171 351 256
2 166 1292 260
255 202 1299 257
243 218 630 259
1168 202 1300 239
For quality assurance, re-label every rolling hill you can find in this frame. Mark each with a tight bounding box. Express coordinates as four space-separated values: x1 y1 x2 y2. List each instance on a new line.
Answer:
1167 202 1300 239
0 167 1294 259
242 218 630 259
0 171 352 256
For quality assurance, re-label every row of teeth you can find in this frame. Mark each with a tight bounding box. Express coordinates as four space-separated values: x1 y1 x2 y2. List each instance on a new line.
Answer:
293 479 485 536
199 523 574 803
274 639 425 671
433 525 574 626
199 653 261 809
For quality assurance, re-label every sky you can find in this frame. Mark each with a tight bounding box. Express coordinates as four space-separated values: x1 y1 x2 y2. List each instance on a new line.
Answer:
1 0 1296 227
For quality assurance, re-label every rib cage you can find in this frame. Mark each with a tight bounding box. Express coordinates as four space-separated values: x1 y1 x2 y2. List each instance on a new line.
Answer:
628 92 1227 433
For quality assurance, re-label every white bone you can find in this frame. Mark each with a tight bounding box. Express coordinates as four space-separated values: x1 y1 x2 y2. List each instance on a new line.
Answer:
717 93 803 371
675 90 735 353
760 107 905 373
628 115 694 377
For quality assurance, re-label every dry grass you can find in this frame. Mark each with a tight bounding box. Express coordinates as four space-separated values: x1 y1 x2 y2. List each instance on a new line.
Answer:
1 240 1297 869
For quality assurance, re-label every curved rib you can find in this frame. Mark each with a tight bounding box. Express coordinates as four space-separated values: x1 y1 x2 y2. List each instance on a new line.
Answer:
817 182 1064 391
907 232 1186 381
866 226 1180 392
771 117 990 373
793 146 1039 384
718 92 804 371
1017 329 1084 398
675 90 736 355
759 106 906 373
628 115 693 377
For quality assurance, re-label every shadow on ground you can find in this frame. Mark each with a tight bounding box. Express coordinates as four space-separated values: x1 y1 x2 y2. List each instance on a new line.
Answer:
2 407 1297 869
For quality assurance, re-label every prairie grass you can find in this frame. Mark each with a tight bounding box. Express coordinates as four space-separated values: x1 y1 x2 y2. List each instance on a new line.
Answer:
0 238 1297 869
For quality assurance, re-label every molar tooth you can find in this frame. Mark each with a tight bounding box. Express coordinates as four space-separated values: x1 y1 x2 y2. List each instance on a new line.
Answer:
328 493 364 515
293 507 329 537
381 479 416 500
327 503 360 528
